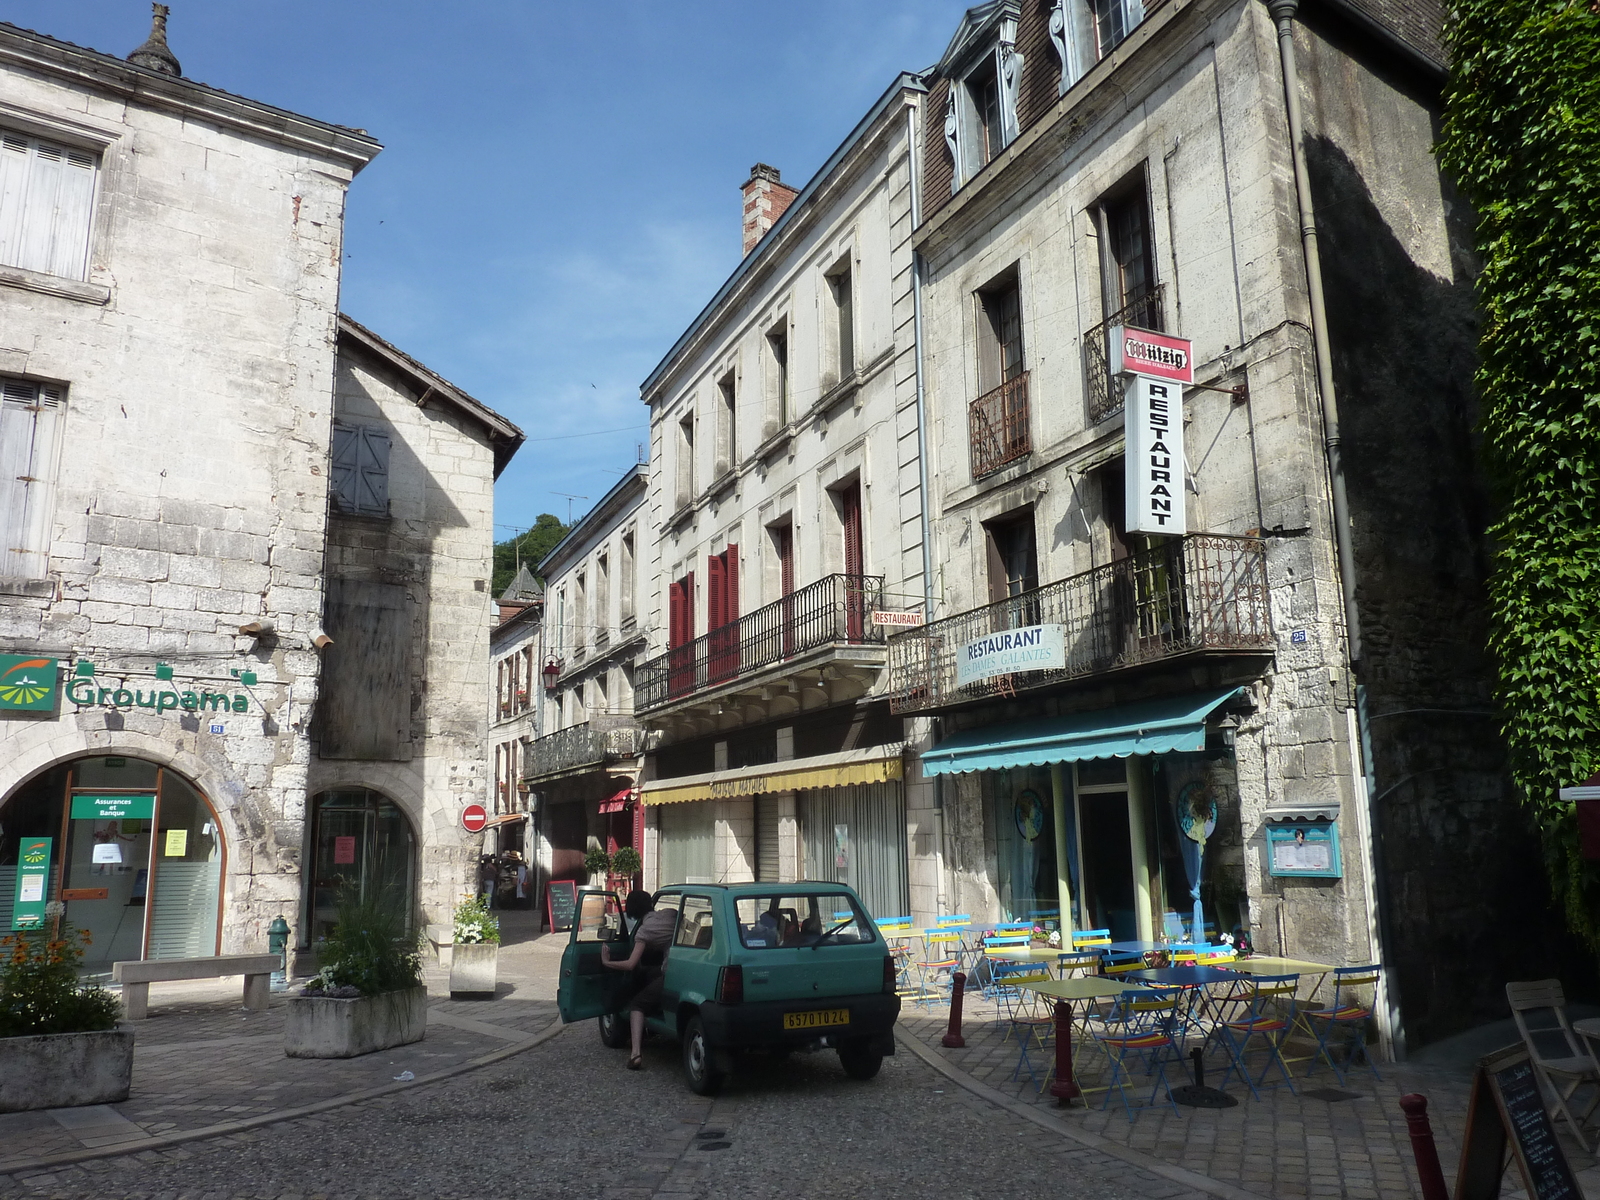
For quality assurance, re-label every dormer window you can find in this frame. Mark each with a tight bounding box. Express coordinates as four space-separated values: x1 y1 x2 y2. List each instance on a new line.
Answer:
941 9 1023 194
1049 0 1147 94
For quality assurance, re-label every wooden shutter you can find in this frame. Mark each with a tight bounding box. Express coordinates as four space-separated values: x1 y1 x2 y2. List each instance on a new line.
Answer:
0 133 30 270
723 545 739 623
841 484 863 577
777 525 794 597
315 578 413 760
0 132 97 281
707 552 725 631
330 423 359 513
356 425 390 515
1 378 63 578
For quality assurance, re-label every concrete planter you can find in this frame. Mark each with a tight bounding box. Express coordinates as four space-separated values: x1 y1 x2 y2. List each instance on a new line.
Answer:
449 942 498 999
285 985 427 1059
0 1026 135 1112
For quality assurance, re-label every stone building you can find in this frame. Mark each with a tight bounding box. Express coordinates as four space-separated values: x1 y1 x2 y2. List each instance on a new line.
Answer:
0 14 520 964
885 0 1572 1050
634 78 932 923
487 565 543 864
525 465 650 920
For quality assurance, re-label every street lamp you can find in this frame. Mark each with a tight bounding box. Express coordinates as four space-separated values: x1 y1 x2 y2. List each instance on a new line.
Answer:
542 658 562 691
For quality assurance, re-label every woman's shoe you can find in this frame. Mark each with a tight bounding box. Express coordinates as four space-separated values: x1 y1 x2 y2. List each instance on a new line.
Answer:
627 1054 643 1071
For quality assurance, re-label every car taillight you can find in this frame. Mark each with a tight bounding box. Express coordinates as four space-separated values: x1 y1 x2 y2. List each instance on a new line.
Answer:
882 955 897 994
718 964 744 1004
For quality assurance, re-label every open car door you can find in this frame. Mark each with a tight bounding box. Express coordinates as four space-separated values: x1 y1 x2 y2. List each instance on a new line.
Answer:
556 889 633 1023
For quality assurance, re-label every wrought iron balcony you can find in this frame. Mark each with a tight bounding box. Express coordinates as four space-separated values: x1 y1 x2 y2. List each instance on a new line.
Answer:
524 717 647 783
970 371 1031 478
636 573 886 715
886 534 1273 714
1085 284 1166 425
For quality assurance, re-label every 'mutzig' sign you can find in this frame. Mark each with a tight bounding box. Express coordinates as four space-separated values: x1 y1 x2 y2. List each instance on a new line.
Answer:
1113 325 1194 536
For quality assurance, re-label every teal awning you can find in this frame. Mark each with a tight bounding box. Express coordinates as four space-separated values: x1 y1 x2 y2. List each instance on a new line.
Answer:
921 687 1244 776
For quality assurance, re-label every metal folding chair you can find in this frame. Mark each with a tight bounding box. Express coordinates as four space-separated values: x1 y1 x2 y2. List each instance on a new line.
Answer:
1303 964 1384 1086
1093 987 1184 1120
1216 973 1299 1100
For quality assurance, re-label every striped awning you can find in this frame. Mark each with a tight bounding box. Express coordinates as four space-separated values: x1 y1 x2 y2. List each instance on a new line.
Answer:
640 746 903 806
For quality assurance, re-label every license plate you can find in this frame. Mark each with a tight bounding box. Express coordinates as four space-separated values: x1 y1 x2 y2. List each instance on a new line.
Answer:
783 1008 850 1030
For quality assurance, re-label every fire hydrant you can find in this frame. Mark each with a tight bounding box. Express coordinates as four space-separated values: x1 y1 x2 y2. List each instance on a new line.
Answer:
267 915 291 991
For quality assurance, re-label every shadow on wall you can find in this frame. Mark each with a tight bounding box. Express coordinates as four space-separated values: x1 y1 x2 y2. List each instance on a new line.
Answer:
1305 134 1596 1045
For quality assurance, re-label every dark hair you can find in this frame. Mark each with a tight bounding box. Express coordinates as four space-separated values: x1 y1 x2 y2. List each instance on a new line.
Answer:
624 890 655 919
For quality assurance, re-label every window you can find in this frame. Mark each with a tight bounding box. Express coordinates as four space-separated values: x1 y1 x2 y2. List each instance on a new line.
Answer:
676 411 696 506
1085 175 1163 425
1105 186 1157 319
0 129 98 281
574 570 588 654
766 327 790 430
0 376 64 578
976 275 1024 395
676 894 716 949
595 553 610 644
329 421 390 517
965 57 1004 170
825 260 854 384
707 544 740 683
1091 0 1145 60
620 530 636 622
736 894 875 948
832 482 866 641
716 371 736 476
984 509 1039 603
768 518 795 601
591 670 608 716
668 571 695 698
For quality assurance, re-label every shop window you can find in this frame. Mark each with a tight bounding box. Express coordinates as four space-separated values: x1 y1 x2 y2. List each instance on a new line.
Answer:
308 788 416 943
0 128 98 281
329 421 391 518
0 756 223 973
1 376 65 578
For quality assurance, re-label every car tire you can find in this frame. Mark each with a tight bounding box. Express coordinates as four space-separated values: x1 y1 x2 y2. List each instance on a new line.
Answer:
682 1015 725 1096
838 1039 884 1081
598 1011 629 1049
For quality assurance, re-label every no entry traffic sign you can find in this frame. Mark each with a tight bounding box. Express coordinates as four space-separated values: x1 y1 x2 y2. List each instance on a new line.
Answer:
461 803 488 833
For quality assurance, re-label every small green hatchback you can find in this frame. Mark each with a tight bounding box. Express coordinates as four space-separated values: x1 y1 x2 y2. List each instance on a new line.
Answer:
557 882 901 1094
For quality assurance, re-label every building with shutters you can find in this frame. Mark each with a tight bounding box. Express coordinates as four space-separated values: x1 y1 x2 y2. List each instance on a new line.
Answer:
882 0 1579 1051
633 76 934 923
524 465 650 924
486 564 543 877
0 14 521 968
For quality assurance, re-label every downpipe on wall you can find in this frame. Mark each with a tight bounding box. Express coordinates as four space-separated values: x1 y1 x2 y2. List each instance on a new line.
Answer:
1268 0 1403 1059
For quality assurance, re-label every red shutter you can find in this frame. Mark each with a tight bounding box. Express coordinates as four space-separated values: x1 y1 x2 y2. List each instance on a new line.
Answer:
842 483 863 577
724 545 739 623
708 553 725 630
778 525 794 597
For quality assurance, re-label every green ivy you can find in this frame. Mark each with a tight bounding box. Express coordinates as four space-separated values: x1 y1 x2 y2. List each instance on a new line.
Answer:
1437 1 1600 945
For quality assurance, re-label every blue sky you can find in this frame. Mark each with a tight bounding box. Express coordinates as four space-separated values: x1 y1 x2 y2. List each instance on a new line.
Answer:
6 1 971 538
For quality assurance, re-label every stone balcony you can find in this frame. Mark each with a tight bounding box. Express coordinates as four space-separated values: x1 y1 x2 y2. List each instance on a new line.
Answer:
523 716 647 784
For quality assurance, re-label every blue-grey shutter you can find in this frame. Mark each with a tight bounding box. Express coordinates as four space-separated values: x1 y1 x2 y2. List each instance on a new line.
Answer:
356 424 390 515
0 131 97 281
329 422 359 513
1 379 63 578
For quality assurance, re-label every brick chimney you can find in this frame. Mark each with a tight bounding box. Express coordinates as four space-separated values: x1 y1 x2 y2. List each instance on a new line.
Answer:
741 164 799 257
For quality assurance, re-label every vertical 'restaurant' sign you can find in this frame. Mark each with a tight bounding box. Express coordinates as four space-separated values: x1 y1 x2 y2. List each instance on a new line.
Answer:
1112 325 1194 536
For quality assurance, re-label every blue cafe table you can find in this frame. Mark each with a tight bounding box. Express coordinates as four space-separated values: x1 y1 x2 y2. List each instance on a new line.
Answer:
1126 965 1243 1048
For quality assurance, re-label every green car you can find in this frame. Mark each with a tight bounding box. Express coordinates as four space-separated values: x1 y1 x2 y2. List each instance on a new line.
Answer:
557 882 900 1094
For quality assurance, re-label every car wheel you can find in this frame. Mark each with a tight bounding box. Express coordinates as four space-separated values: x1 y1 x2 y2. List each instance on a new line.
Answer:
838 1039 884 1081
682 1015 725 1095
598 1011 629 1049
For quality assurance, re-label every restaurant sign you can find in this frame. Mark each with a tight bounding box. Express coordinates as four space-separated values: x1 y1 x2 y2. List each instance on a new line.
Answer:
1109 325 1194 385
957 624 1066 687
1124 375 1187 536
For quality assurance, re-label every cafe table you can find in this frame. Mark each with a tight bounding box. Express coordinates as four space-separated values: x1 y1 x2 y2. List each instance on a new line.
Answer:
1015 976 1155 1103
1126 965 1242 1047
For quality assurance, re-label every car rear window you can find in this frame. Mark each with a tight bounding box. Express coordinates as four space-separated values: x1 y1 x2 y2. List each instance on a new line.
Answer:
735 894 877 949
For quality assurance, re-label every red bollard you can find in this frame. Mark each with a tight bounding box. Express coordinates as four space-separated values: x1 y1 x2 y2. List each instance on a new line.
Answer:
1049 999 1082 1105
1399 1093 1450 1200
942 971 968 1048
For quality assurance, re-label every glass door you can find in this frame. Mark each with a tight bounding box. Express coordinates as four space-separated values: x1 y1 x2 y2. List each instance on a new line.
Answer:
1073 759 1137 941
62 762 158 975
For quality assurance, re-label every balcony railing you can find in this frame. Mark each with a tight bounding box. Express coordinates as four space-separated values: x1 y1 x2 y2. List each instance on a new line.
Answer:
886 534 1272 714
1085 284 1166 425
637 573 886 713
969 371 1031 478
525 717 647 781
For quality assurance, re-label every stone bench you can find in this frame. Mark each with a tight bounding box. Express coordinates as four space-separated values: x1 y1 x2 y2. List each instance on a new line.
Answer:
112 954 282 1020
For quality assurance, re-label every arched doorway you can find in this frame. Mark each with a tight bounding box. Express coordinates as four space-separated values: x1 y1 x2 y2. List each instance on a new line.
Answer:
0 755 224 974
307 789 416 942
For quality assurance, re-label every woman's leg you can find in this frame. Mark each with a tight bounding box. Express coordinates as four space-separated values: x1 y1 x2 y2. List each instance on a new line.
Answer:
630 1009 645 1058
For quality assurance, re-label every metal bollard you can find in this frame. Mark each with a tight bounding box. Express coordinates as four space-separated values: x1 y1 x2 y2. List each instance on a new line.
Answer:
942 971 968 1048
1398 1093 1450 1200
1048 999 1082 1104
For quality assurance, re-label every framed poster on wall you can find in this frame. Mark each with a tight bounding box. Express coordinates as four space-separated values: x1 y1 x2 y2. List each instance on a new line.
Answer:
1265 819 1342 878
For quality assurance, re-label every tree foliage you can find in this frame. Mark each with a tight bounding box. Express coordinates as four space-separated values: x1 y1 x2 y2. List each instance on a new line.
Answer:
1437 0 1600 944
491 513 569 597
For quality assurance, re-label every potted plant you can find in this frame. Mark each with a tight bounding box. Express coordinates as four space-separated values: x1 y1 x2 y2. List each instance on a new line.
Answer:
286 886 425 1059
449 895 500 1000
0 914 130 1113
584 845 612 888
611 845 643 893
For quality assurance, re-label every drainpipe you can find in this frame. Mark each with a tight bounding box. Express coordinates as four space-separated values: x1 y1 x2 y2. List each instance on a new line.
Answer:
1269 0 1402 1056
908 102 935 619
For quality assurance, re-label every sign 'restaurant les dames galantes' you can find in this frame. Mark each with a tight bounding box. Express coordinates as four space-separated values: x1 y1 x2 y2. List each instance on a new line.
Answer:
1112 325 1194 537
957 625 1066 687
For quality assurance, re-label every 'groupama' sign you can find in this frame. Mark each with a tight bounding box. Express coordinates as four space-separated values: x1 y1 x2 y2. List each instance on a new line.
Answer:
66 679 254 713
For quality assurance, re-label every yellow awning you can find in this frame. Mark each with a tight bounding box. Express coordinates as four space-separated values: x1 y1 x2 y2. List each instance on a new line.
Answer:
641 750 903 806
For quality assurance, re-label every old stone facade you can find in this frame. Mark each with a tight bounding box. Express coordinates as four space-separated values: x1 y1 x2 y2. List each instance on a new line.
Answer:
633 78 931 924
0 17 520 965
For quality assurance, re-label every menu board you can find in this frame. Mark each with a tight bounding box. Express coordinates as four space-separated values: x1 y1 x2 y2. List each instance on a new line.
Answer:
1457 1045 1582 1200
546 880 577 934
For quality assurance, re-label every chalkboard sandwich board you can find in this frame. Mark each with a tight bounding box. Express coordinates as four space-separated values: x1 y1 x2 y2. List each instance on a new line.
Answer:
1456 1044 1583 1200
546 880 577 934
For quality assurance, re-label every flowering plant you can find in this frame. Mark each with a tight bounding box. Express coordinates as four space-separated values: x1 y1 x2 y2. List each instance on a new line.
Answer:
453 895 501 945
0 924 121 1037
